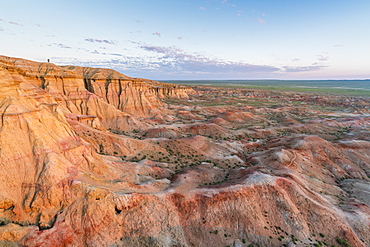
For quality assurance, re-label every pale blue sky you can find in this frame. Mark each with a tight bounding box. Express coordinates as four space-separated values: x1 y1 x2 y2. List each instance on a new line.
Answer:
1 0 369 79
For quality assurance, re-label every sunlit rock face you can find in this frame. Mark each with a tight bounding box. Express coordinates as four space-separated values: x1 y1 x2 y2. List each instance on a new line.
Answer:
0 56 369 247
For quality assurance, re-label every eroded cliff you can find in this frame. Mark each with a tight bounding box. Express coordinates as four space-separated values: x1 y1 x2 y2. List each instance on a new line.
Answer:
0 56 369 247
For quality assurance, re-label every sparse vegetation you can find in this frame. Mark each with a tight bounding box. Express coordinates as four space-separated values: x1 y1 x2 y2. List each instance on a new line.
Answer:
336 238 351 247
4 56 370 247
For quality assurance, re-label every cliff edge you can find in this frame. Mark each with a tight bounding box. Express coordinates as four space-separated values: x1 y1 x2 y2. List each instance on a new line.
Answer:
0 56 368 247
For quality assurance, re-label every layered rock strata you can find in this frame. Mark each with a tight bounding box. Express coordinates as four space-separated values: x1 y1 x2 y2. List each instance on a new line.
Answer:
0 56 368 247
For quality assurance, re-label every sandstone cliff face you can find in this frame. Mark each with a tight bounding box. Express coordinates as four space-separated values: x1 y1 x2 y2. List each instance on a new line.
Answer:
0 56 369 247
0 56 191 244
0 56 192 129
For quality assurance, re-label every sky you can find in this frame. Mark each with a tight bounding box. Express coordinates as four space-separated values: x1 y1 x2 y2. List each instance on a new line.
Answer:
1 0 370 80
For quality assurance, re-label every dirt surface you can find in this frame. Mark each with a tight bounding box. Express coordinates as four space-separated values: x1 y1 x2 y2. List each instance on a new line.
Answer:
0 55 369 247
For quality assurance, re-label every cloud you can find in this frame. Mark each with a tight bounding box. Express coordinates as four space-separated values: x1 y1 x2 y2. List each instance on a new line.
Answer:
140 45 174 54
283 65 327 73
8 21 22 26
152 32 161 37
90 50 124 57
0 18 23 26
177 36 183 40
221 0 236 7
257 17 266 24
0 28 4 32
199 7 206 10
138 44 280 75
48 43 72 49
109 53 124 57
333 44 345 47
51 42 330 79
55 43 72 49
292 58 300 62
317 55 329 61
84 38 116 45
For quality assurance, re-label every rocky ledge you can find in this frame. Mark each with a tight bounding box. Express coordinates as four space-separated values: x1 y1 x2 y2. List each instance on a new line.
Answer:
0 56 369 247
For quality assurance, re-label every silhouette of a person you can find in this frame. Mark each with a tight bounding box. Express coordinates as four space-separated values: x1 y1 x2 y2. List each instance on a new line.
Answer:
47 59 50 63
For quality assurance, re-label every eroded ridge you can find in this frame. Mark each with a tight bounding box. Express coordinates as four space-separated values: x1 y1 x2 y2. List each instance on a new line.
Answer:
0 56 369 247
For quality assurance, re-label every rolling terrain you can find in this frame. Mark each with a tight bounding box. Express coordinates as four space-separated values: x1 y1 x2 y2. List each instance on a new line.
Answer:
0 56 369 247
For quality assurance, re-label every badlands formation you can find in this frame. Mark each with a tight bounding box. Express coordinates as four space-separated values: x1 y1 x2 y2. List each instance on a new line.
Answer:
0 55 369 247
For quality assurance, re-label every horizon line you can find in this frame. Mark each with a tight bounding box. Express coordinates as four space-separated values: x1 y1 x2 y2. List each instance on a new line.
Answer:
158 79 370 81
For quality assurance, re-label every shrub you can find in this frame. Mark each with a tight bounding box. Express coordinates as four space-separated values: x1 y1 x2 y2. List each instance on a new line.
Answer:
336 238 350 247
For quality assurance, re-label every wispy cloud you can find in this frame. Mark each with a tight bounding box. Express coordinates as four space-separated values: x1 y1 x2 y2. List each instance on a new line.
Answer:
199 7 206 10
50 42 330 79
257 17 266 24
0 18 23 26
55 43 72 49
140 45 175 54
138 44 280 75
317 55 329 61
333 44 345 47
283 65 327 73
8 21 22 26
152 32 161 37
47 43 73 49
177 36 183 40
109 53 124 57
221 0 236 7
84 38 116 45
90 50 124 57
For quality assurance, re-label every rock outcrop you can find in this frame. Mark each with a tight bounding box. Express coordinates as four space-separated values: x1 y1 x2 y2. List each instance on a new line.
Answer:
0 56 369 247
0 56 192 129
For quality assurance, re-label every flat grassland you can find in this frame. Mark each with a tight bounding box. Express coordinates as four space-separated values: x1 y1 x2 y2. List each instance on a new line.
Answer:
163 80 370 97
